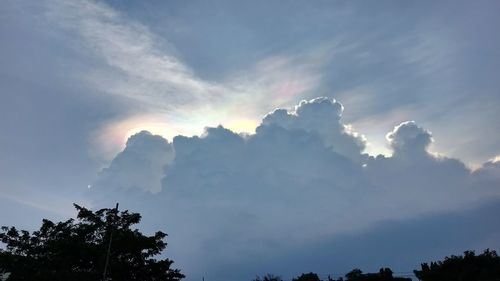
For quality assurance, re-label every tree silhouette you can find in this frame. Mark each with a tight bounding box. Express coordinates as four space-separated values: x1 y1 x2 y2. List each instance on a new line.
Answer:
253 273 283 281
414 249 500 281
293 272 322 281
0 204 184 281
289 269 410 281
345 269 363 280
328 268 410 281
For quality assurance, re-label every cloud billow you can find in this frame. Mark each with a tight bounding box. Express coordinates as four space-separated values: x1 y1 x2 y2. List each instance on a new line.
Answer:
365 122 472 214
386 121 433 157
262 97 367 162
95 131 174 193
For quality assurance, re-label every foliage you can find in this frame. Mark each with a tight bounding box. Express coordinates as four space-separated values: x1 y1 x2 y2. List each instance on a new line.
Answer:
414 249 500 281
253 273 283 281
293 272 322 281
288 268 411 281
0 204 184 281
334 268 410 281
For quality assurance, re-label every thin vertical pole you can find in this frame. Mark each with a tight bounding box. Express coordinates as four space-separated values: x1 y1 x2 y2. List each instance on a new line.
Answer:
102 203 119 281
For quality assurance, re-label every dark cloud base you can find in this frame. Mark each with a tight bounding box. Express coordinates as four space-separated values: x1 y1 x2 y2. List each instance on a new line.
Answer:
209 199 500 281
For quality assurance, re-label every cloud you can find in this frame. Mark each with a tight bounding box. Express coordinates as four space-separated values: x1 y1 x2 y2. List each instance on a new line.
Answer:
93 97 499 228
91 97 500 280
159 122 373 241
386 121 433 156
207 199 500 281
46 0 330 157
472 156 500 189
47 0 223 109
365 121 473 214
95 131 173 193
262 97 367 162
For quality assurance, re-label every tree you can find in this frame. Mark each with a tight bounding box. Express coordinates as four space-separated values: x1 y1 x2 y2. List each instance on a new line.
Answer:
343 268 410 281
293 272 322 281
345 269 363 281
414 249 500 281
0 204 184 281
253 273 283 281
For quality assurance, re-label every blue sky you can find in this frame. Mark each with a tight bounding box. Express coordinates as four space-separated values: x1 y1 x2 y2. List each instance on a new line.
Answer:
1 0 500 280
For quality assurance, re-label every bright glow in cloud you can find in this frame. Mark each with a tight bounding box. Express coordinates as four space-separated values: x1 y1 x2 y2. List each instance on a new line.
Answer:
47 0 331 159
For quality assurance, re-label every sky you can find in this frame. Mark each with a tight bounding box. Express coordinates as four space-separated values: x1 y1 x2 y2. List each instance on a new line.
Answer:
1 0 500 280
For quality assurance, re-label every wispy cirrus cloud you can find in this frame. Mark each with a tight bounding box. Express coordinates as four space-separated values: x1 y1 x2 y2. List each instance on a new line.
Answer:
48 0 225 109
47 0 331 158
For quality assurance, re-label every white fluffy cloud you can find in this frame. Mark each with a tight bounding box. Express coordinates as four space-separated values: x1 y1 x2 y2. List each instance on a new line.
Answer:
386 121 433 156
92 97 500 280
262 97 366 162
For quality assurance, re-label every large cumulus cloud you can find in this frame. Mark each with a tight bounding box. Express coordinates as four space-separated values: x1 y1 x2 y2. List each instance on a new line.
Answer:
92 97 500 281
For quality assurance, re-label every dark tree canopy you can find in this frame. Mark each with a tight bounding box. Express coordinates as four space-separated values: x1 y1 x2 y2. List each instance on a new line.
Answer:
286 269 411 281
0 204 184 281
414 249 500 281
293 272 322 281
332 268 410 281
